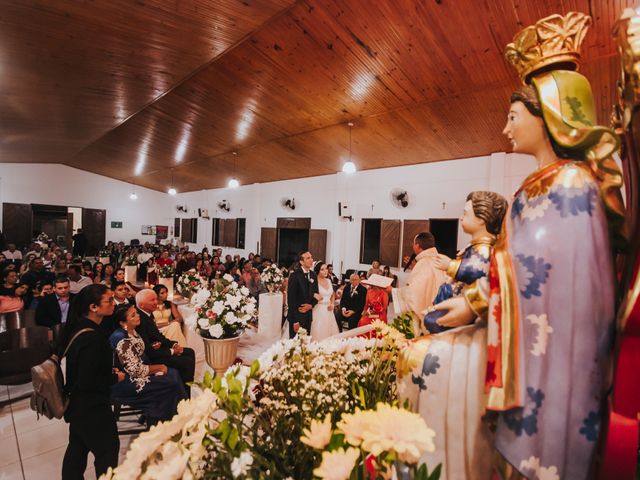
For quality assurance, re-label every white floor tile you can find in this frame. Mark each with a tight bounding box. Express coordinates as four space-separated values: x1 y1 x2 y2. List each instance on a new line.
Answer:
17 420 68 460
10 398 61 436
0 407 17 439
0 460 24 480
0 386 9 403
21 445 64 480
0 433 20 467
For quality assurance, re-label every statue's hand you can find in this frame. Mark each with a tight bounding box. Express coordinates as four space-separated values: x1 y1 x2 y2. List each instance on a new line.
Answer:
435 297 474 327
433 254 452 271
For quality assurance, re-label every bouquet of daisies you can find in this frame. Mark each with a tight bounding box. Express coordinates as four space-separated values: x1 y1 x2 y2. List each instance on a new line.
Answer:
260 264 284 293
158 264 175 279
176 269 208 297
192 274 256 339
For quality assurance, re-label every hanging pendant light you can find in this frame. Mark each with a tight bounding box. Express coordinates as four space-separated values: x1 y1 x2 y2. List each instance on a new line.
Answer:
129 179 138 200
342 122 357 174
168 168 177 195
228 151 240 188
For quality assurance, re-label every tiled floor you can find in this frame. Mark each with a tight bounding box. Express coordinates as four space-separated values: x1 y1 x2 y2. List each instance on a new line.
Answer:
0 384 135 480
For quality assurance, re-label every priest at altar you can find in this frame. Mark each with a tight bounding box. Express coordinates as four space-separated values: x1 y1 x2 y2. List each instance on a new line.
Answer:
391 231 445 329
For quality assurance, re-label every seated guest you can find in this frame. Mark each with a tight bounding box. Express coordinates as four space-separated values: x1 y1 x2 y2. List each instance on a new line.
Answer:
174 253 189 277
146 258 158 286
109 305 187 426
327 264 340 290
0 268 18 295
239 262 252 286
367 260 383 278
25 243 43 259
92 261 104 284
112 281 133 307
358 277 390 329
156 250 173 268
113 268 125 283
151 284 187 347
28 280 53 310
381 265 398 288
338 274 367 330
67 264 93 294
82 260 94 279
101 264 115 287
247 268 267 302
101 281 134 335
135 289 195 394
0 281 29 313
20 256 54 290
2 243 22 264
35 276 73 327
52 259 68 276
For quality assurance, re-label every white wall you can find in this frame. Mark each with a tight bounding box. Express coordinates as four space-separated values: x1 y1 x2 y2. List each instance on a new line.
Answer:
0 153 538 268
173 152 538 274
0 163 173 244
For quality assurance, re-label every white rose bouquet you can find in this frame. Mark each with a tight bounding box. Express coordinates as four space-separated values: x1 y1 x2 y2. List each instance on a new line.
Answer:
260 264 284 293
193 274 256 339
176 270 207 297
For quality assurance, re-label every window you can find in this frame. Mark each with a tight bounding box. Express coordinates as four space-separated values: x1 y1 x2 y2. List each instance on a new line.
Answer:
181 218 198 243
211 218 220 246
360 219 381 264
236 218 246 249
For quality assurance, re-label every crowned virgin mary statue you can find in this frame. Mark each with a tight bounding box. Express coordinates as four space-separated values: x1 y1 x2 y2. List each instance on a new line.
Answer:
398 11 627 480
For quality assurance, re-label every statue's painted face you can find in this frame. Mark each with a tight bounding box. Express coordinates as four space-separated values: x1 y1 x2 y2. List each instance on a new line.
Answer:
460 200 486 236
502 101 546 155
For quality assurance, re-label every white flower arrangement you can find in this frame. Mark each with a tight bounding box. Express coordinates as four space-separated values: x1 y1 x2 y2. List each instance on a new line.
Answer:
105 323 438 480
192 274 256 339
260 264 284 293
101 389 218 480
176 269 208 297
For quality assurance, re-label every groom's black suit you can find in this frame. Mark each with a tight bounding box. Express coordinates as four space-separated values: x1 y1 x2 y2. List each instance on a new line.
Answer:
287 268 319 338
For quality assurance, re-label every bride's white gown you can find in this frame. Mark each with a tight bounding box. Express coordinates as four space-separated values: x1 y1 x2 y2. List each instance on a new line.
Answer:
310 280 339 341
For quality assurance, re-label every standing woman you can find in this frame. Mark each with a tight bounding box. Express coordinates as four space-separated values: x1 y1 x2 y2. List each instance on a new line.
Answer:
61 284 124 479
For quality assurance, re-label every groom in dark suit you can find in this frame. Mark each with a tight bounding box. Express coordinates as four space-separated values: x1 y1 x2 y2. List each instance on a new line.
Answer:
287 251 319 338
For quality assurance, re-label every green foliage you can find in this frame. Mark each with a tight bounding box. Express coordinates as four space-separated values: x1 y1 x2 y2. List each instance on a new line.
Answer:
392 313 416 339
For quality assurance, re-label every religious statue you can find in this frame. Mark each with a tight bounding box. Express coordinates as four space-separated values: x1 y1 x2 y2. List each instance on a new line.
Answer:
399 11 627 480
397 190 507 480
424 191 507 334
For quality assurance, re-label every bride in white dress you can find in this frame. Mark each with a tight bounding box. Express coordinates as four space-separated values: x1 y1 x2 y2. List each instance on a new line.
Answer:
310 262 339 341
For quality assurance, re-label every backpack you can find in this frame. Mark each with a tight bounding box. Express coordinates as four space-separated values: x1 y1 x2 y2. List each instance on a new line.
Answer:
30 328 93 419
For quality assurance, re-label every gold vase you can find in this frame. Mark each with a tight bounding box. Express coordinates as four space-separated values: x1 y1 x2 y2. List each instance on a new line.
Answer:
202 335 241 376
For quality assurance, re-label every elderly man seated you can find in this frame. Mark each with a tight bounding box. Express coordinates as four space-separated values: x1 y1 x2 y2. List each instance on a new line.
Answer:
135 288 195 395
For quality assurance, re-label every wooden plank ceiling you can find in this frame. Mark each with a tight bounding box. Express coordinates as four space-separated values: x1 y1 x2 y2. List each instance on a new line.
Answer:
0 0 634 192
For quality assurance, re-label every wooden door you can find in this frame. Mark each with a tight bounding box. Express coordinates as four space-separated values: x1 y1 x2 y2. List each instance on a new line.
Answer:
2 203 32 249
81 208 106 255
260 227 276 260
222 219 237 247
181 218 191 243
402 220 430 263
379 220 401 268
309 229 327 261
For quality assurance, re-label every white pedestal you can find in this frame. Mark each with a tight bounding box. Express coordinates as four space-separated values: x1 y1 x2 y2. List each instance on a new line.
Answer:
258 292 283 341
124 265 137 282
159 277 174 300
98 256 110 265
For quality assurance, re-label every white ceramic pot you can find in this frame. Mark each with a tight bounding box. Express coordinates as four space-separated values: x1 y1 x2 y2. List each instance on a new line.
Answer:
202 335 242 376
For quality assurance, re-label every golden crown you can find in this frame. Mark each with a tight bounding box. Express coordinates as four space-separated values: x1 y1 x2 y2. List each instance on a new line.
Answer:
505 11 592 82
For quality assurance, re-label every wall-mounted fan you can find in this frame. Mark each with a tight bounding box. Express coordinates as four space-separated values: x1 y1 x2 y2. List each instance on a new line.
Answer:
390 189 409 208
217 200 230 212
176 205 188 213
281 197 296 210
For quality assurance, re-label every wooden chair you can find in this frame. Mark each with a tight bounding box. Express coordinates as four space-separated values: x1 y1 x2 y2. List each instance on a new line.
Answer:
0 326 51 406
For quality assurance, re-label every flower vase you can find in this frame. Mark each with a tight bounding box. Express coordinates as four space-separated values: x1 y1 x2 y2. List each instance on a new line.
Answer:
186 291 195 306
124 265 137 283
202 335 241 376
159 277 174 300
